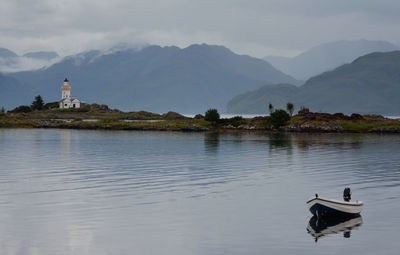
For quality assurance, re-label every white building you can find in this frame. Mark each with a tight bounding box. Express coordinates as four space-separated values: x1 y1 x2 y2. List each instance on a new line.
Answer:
59 78 81 109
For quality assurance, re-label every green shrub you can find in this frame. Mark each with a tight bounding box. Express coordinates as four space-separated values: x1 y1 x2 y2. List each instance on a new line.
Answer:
269 109 290 128
205 109 220 122
11 105 32 113
218 116 244 127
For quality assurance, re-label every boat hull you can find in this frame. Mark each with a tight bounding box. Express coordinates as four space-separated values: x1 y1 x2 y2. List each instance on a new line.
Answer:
307 197 363 217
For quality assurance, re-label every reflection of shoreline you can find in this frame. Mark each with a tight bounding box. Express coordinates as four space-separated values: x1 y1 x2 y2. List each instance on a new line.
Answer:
204 132 220 154
307 215 363 242
61 129 71 162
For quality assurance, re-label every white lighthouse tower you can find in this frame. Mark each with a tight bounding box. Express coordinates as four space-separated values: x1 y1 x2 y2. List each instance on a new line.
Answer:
59 78 81 109
61 78 71 99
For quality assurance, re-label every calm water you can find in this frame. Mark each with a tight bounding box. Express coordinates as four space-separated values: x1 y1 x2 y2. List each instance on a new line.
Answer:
0 129 400 255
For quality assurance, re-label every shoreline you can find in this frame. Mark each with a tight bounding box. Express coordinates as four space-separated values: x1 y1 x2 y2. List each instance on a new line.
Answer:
1 119 400 134
2 110 400 134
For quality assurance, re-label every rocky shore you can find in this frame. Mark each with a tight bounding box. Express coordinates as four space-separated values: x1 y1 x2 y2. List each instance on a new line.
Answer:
1 108 400 133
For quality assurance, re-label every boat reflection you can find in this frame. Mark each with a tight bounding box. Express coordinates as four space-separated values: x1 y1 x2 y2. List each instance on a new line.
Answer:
307 215 363 242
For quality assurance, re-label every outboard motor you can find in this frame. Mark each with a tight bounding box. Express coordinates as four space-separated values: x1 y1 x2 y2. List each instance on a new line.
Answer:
343 187 351 202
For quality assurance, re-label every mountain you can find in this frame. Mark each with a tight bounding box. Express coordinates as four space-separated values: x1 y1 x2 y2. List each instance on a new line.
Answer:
264 40 400 81
6 44 298 113
227 83 299 114
23 51 59 61
0 73 34 109
0 47 60 72
0 48 18 58
227 51 400 115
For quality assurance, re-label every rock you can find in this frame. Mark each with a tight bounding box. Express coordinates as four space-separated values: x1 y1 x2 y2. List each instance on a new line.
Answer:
300 111 361 121
283 121 343 132
194 114 204 119
332 113 349 120
350 113 364 120
162 111 188 120
362 114 387 121
126 111 162 120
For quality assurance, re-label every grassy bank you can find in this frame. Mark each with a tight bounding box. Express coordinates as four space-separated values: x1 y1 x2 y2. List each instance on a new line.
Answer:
289 113 400 133
1 110 400 133
0 114 210 131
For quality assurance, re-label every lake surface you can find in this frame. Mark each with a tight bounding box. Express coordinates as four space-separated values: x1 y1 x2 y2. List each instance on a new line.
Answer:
0 129 399 255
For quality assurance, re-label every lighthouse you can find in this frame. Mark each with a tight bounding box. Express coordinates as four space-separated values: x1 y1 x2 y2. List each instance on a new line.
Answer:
61 78 71 99
59 78 81 109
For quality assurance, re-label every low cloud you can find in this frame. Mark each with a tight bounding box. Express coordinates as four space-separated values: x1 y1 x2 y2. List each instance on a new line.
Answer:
1 0 400 58
0 56 61 73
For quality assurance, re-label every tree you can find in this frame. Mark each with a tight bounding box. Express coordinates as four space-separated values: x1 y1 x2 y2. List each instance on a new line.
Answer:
269 109 290 128
0 106 5 114
286 102 294 117
205 109 220 122
31 95 44 110
268 103 274 115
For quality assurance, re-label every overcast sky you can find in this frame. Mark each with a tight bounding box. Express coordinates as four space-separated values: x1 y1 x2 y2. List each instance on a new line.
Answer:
1 0 400 58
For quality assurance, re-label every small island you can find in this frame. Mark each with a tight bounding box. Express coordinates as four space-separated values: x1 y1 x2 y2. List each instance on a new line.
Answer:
1 103 400 133
1 79 400 133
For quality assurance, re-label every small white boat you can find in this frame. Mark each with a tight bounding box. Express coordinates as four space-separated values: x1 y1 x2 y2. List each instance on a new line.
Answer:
306 188 363 217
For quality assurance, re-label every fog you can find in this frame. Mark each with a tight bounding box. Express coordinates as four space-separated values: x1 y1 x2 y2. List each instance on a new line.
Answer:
1 0 400 58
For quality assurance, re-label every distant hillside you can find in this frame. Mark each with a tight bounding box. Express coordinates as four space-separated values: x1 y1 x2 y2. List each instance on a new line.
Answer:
227 84 299 114
23 51 59 61
0 73 34 109
0 48 60 72
5 44 298 113
0 48 18 58
264 40 400 80
228 51 400 115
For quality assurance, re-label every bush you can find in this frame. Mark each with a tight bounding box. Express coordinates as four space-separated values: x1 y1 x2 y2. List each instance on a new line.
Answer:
205 109 220 122
11 105 32 113
218 116 244 127
269 109 290 128
44 102 60 110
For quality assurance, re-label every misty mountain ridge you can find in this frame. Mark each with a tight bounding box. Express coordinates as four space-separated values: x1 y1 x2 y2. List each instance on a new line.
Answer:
0 48 19 58
228 51 400 115
2 43 298 113
0 47 61 72
265 39 400 80
23 51 60 61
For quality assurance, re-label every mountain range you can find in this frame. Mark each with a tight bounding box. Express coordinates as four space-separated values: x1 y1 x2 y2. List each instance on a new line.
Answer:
0 48 60 73
2 41 400 115
1 44 297 113
264 40 400 81
227 51 400 115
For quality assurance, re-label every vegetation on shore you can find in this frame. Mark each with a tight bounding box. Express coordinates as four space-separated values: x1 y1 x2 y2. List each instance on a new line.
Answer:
1 98 400 133
1 108 399 133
